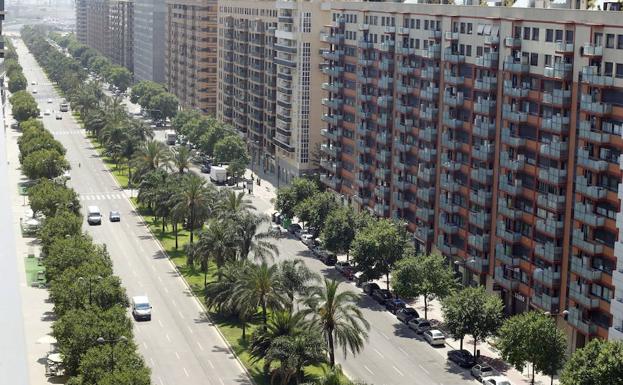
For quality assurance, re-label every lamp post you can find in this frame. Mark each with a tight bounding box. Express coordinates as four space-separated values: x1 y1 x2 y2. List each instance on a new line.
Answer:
78 275 102 305
96 335 128 372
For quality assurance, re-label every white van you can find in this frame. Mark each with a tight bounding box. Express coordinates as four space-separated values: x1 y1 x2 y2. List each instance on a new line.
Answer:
87 206 102 225
131 296 152 321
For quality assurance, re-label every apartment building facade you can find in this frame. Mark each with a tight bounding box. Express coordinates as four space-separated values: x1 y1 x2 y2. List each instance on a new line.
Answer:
76 0 88 44
110 0 134 72
216 0 330 184
320 3 623 348
134 0 166 82
166 0 218 114
85 0 112 57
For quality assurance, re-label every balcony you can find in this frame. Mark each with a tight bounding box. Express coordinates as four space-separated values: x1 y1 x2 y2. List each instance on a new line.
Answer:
418 127 437 143
444 51 465 64
374 203 390 216
321 50 343 61
539 141 568 160
357 40 373 49
503 80 530 98
472 144 494 162
567 308 597 335
419 149 437 163
378 77 393 90
396 99 411 114
379 40 395 52
422 44 442 60
322 98 343 110
377 96 393 109
554 41 574 54
496 224 522 243
468 210 491 228
532 293 560 313
538 167 567 185
375 185 390 196
580 95 612 115
438 217 460 234
396 46 416 56
396 83 414 94
320 144 339 157
542 89 572 106
440 196 460 213
536 218 564 237
320 160 340 174
440 174 460 192
421 87 440 102
578 121 615 143
416 187 435 203
582 44 603 57
500 151 525 172
468 234 490 251
357 73 373 85
421 67 439 81
321 128 340 141
497 198 521 220
537 193 565 212
442 132 462 151
379 58 394 72
396 120 413 134
570 257 603 281
502 105 528 123
321 114 342 126
543 62 573 80
416 207 435 223
474 76 498 92
322 66 344 77
415 226 434 243
444 69 464 85
581 66 614 87
574 202 606 227
495 244 520 266
428 30 442 40
474 99 496 115
443 114 464 129
575 176 607 200
499 178 523 196
393 192 409 209
572 229 604 255
475 52 499 68
420 106 439 122
418 167 436 183
569 283 600 309
534 242 562 263
501 128 526 147
443 92 464 107
358 57 374 67
437 236 459 256
466 257 489 274
494 266 519 290
577 149 608 172
504 36 521 48
397 63 415 76
485 35 500 46
321 82 343 93
473 119 496 139
471 168 493 184
503 57 529 73
445 31 459 41
375 150 391 163
320 175 341 190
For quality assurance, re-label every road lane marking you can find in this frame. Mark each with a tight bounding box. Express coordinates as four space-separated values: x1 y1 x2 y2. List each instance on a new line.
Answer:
183 367 189 377
166 334 171 342
178 311 185 319
373 348 384 358
175 352 180 360
157 276 163 283
158 319 164 328
398 347 408 356
151 264 156 271
393 366 404 377
219 378 225 385
197 341 204 351
363 365 374 375
150 358 155 367
163 286 169 293
158 376 164 385
187 326 194 334
379 331 390 340
171 299 177 307
208 360 214 369
418 364 430 375
143 342 148 350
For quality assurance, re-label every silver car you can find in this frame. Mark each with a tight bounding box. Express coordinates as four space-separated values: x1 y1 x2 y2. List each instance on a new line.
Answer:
109 210 121 222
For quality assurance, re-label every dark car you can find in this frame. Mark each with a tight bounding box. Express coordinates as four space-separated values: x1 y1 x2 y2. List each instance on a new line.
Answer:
271 212 280 223
447 349 476 368
200 163 211 173
385 298 407 313
372 289 393 305
362 282 380 295
319 251 337 266
396 307 419 323
288 223 302 234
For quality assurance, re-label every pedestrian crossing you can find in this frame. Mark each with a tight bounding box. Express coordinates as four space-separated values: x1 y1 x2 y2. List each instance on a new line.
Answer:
52 130 83 136
79 193 125 201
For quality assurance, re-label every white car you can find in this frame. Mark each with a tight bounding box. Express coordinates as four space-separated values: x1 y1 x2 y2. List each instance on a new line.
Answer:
47 98 53 104
301 234 314 245
471 364 496 381
423 329 446 346
31 81 37 85
483 376 513 385
32 89 38 94
44 109 51 116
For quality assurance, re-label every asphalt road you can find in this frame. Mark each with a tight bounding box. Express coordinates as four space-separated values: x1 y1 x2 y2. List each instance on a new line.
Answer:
16 36 482 385
14 38 252 385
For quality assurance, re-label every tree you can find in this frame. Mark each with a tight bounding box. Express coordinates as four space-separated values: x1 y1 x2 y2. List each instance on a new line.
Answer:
561 339 623 385
107 66 132 93
303 279 369 367
391 253 457 319
8 71 27 93
351 219 409 290
267 330 326 385
22 148 70 180
321 207 356 260
172 109 203 135
130 80 165 108
295 192 339 236
196 218 235 284
28 179 80 217
76 343 151 385
213 134 250 165
235 212 278 262
277 259 319 310
132 140 167 181
441 286 503 353
228 160 247 185
10 90 40 121
275 178 319 219
167 146 194 174
497 311 567 385
18 131 65 164
173 174 212 243
148 92 179 120
233 262 286 325
198 118 231 156
38 211 83 257
44 235 111 282
218 190 255 215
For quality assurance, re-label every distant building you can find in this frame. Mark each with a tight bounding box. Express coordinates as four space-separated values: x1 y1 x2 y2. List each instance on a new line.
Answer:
109 0 134 72
133 0 166 83
75 0 87 44
165 0 217 114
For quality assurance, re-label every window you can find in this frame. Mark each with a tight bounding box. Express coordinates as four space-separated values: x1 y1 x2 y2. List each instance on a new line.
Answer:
555 29 563 42
606 34 614 48
523 27 531 40
477 24 484 35
544 54 552 66
545 29 553 42
530 53 538 66
618 35 623 49
476 46 483 56
416 19 420 29
616 63 623 78
467 23 473 34
605 62 613 76
460 22 465 34
466 45 472 57
532 28 539 41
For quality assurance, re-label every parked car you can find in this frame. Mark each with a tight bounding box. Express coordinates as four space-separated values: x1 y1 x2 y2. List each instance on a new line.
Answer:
44 109 51 116
109 210 121 222
362 282 380 295
335 261 351 274
269 224 282 236
407 317 431 334
423 329 446 346
200 163 211 173
55 113 62 120
471 364 496 381
372 288 393 305
385 298 407 314
311 245 326 257
353 272 368 287
396 307 419 323
301 234 314 245
482 376 512 385
319 251 337 266
271 212 281 223
288 223 302 234
447 349 476 368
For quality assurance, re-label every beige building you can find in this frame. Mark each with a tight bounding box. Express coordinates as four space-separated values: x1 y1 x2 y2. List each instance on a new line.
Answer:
85 0 111 57
165 0 218 114
217 0 330 185
110 0 134 72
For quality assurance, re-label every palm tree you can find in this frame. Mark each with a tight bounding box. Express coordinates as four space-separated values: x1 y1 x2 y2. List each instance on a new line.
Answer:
132 140 167 181
302 279 370 367
128 118 154 142
266 330 326 385
196 218 235 284
233 262 286 325
235 212 279 262
167 146 194 174
173 174 212 244
218 190 255 216
137 169 168 213
278 259 319 310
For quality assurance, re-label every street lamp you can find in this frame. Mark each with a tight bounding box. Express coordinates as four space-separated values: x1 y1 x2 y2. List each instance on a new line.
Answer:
96 335 128 372
78 275 102 305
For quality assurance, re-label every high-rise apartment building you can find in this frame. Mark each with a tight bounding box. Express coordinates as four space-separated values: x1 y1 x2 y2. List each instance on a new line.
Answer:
134 0 166 83
85 0 111 57
320 3 623 348
217 0 329 184
166 0 218 114
110 0 134 72
76 0 88 44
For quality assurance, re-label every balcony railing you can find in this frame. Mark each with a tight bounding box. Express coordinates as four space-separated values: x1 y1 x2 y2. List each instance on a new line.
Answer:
495 244 520 266
533 268 561 287
496 224 522 243
537 167 567 185
471 168 493 184
543 62 573 80
468 210 491 228
569 283 600 309
494 266 519 290
531 293 559 313
539 141 568 159
572 229 604 255
416 207 435 222
468 234 490 251
541 115 570 134
503 80 530 98
575 176 607 200
415 226 434 243
474 76 498 92
497 198 521 220
581 66 614 87
534 241 562 263
567 308 597 335
580 95 613 115
502 105 528 123
536 193 565 212
570 257 603 281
